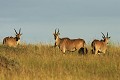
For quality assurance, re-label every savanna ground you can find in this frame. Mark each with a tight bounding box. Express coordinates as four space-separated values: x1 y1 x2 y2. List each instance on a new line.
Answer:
0 43 120 80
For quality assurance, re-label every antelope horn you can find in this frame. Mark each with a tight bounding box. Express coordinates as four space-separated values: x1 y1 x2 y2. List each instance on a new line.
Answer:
55 29 57 34
14 29 18 34
58 28 59 33
19 28 21 34
101 32 105 38
107 32 108 38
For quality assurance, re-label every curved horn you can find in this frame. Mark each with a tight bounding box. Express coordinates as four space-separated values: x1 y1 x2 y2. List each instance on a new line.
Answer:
101 32 105 38
14 29 18 34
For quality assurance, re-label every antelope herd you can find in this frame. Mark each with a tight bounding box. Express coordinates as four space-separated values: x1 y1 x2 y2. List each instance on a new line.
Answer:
1 28 111 55
53 29 110 55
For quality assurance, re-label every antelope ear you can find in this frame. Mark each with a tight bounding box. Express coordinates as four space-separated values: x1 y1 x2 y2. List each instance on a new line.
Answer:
108 37 111 39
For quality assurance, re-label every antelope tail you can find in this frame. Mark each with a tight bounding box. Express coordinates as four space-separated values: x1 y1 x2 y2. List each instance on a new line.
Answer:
83 41 88 54
3 38 6 44
91 41 95 48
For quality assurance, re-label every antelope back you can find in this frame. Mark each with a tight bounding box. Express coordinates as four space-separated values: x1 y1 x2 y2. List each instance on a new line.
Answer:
60 38 86 52
3 37 17 47
67 38 85 49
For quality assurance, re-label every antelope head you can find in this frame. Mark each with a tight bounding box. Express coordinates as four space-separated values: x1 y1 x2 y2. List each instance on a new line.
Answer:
14 28 22 40
53 28 60 40
53 28 61 47
101 32 110 44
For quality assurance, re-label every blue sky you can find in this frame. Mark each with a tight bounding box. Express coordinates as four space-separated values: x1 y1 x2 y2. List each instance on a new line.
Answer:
0 0 120 44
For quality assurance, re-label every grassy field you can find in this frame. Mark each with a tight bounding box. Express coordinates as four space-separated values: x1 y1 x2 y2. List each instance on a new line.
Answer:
0 43 120 80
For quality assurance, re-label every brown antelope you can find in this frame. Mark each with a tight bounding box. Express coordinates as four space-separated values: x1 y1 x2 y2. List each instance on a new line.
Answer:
91 32 110 55
53 29 87 54
3 28 22 47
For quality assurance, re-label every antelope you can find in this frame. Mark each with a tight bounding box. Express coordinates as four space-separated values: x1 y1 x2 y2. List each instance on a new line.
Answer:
53 29 87 54
3 28 22 47
91 32 110 55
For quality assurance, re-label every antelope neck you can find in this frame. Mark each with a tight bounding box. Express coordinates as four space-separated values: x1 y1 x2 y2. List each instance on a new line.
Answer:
15 37 20 41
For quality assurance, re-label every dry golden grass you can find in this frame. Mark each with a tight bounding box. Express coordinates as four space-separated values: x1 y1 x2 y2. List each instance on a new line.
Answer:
0 43 120 80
